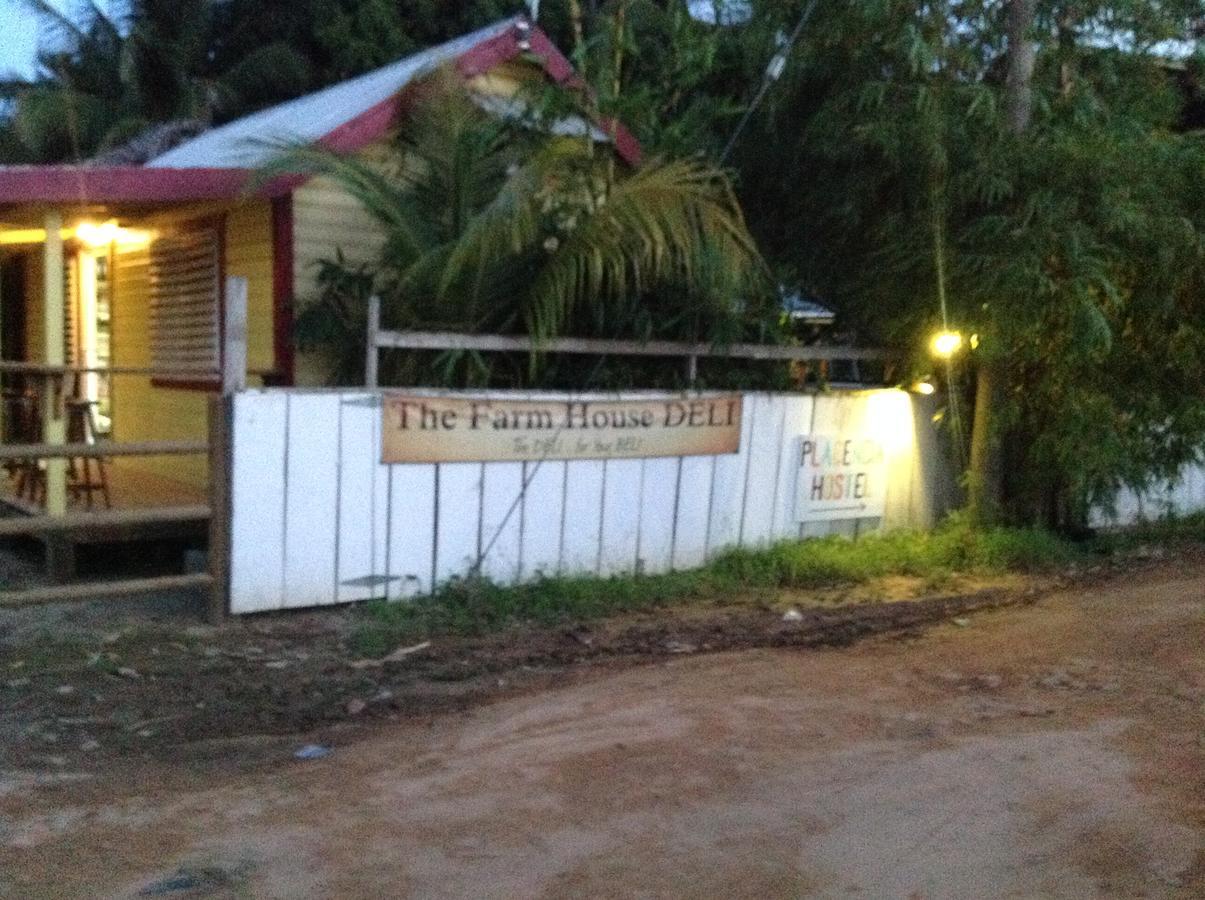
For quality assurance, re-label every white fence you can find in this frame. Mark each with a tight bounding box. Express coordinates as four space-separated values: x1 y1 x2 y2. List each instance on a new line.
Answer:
227 388 955 614
1092 466 1205 527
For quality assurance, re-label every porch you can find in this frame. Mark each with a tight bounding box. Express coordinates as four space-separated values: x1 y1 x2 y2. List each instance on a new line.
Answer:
0 180 284 612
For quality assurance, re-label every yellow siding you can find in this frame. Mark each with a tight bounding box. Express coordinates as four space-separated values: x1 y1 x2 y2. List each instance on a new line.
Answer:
292 176 388 384
110 243 209 487
287 62 544 385
108 200 276 490
224 201 276 375
23 251 44 360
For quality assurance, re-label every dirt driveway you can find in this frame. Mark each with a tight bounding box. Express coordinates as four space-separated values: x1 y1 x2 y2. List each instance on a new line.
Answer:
2 561 1203 898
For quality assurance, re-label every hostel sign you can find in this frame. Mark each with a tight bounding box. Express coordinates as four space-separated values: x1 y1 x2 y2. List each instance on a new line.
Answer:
795 435 889 521
381 394 742 463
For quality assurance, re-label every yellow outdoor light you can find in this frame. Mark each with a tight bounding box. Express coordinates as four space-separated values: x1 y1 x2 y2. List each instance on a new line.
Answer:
75 220 121 247
912 380 936 395
74 220 153 249
929 330 964 359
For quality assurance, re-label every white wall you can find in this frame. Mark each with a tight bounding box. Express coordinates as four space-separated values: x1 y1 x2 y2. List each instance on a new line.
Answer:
227 388 953 614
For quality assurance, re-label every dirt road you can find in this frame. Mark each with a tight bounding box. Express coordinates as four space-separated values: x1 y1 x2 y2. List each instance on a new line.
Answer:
2 561 1203 898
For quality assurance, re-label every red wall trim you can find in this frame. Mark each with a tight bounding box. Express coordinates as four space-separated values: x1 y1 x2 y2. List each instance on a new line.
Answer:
270 193 296 386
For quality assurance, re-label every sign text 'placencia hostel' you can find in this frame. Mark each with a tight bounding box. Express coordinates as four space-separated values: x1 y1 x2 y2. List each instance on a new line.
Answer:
381 394 743 463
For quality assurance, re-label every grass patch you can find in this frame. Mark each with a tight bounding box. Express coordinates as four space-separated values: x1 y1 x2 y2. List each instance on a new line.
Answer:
347 522 1083 657
1091 511 1205 551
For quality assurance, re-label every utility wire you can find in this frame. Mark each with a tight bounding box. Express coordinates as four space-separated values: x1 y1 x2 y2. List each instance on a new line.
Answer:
719 0 822 165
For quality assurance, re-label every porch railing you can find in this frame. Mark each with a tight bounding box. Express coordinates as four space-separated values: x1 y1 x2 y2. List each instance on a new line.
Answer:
0 276 247 621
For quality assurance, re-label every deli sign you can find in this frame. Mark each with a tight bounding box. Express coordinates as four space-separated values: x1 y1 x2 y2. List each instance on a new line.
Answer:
381 394 742 463
795 435 888 521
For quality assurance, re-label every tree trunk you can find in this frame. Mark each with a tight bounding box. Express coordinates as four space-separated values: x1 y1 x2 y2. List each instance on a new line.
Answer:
967 0 1035 526
967 358 1001 525
1005 0 1037 133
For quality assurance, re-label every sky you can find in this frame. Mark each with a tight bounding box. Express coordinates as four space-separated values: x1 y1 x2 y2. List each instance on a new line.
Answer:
0 0 125 79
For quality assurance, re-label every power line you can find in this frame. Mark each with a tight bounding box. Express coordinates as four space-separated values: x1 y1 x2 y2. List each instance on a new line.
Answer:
719 0 822 165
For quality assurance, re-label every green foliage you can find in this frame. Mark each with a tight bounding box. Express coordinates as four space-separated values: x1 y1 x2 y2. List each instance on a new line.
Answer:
346 520 1081 654
293 253 376 385
0 0 517 162
261 71 772 389
718 0 1205 527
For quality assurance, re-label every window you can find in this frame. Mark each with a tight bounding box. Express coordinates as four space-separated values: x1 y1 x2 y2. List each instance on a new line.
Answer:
148 227 221 385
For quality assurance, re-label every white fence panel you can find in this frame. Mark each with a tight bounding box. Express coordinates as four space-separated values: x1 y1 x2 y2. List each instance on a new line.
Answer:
560 460 606 575
228 388 969 614
706 404 756 557
771 395 814 540
638 457 679 574
673 455 714 571
282 394 341 607
600 458 644 576
387 464 436 598
336 395 381 603
1092 463 1205 526
230 392 288 613
435 463 483 584
520 459 566 580
739 394 787 548
480 462 524 584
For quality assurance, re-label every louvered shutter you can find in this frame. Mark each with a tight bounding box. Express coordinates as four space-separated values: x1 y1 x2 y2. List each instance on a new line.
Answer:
148 229 221 383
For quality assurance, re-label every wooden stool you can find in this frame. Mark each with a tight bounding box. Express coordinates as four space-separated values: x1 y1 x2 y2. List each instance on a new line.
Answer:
66 398 111 510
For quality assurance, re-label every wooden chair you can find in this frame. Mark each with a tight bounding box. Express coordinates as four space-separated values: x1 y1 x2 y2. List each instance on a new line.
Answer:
5 389 45 504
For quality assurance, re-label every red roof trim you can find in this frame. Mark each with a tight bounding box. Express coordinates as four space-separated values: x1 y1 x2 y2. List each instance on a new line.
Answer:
0 21 642 205
320 22 642 166
0 166 254 204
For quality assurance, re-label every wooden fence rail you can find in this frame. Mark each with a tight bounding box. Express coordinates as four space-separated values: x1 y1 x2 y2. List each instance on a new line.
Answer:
0 440 208 461
364 296 886 388
0 276 248 621
0 505 211 539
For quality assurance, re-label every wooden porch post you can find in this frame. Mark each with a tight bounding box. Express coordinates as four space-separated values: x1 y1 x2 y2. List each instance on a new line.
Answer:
42 210 67 518
206 275 248 623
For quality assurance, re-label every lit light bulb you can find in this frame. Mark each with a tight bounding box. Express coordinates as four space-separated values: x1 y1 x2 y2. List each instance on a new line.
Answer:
929 330 963 359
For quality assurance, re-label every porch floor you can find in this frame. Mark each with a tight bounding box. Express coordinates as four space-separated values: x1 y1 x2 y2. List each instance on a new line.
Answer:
1 456 207 514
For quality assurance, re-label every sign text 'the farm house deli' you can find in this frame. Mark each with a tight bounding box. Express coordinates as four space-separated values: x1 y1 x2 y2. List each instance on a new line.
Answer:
381 394 743 463
795 435 889 521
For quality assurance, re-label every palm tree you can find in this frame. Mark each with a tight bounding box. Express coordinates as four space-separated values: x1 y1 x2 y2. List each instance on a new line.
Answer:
260 73 770 387
1 0 315 163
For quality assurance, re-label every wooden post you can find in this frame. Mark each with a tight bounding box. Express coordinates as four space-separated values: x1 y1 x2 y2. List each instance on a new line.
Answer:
42 210 68 518
209 275 245 622
222 276 248 395
206 395 233 623
365 294 380 389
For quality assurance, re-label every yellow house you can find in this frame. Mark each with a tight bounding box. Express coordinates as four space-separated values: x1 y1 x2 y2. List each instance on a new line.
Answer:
0 17 640 512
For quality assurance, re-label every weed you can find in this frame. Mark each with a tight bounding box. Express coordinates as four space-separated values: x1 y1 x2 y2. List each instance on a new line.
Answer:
347 521 1087 656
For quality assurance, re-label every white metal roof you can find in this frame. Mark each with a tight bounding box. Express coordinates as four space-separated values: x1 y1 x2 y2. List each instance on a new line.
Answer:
148 18 520 170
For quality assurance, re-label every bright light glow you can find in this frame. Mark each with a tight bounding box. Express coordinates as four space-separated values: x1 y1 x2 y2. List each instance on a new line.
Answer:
913 380 936 395
864 389 916 456
74 220 153 249
0 228 49 245
930 330 964 359
75 221 120 247
970 333 980 350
